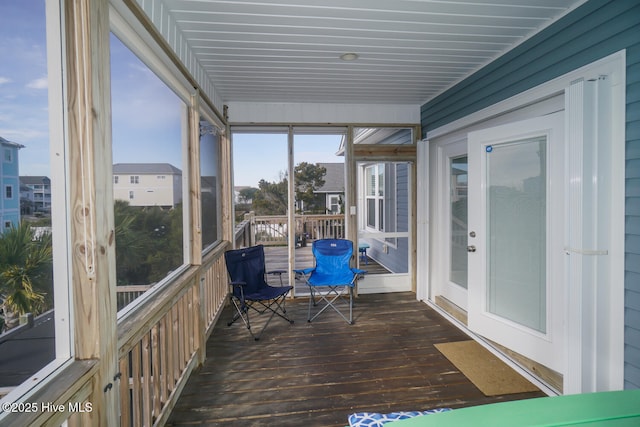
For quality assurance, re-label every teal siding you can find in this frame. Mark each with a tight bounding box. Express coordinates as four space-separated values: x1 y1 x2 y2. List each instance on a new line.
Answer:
421 0 640 389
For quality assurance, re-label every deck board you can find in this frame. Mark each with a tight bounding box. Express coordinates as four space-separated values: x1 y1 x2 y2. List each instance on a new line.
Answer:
166 293 545 426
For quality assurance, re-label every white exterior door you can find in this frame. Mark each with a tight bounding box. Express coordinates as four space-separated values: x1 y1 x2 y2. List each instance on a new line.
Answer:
357 161 412 293
467 113 565 373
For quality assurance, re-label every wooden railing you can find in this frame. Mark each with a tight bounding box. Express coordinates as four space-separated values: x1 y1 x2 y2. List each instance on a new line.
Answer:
116 285 154 312
234 213 255 248
244 213 345 246
0 241 231 427
116 241 230 426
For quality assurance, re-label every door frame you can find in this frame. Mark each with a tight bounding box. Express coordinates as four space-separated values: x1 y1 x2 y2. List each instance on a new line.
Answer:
349 126 420 294
421 51 626 393
356 161 413 294
434 139 469 310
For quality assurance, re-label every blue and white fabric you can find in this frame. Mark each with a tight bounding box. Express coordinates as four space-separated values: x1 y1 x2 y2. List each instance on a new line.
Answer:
348 409 451 427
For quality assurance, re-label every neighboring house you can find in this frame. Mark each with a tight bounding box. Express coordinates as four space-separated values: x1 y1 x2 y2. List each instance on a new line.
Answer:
313 162 344 214
1 136 24 232
20 176 51 214
234 186 254 204
113 163 182 208
19 184 35 215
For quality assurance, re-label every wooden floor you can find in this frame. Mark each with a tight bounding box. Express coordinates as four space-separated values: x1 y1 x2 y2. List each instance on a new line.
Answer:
166 292 545 427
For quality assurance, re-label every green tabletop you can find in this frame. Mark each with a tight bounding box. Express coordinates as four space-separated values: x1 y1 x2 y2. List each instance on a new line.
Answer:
386 390 640 427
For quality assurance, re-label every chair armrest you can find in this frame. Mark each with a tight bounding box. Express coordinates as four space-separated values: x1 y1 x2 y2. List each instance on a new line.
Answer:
230 281 247 287
293 267 315 275
351 268 367 275
266 270 286 275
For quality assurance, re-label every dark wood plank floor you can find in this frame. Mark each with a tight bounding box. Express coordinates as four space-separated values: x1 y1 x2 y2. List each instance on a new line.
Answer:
166 292 545 427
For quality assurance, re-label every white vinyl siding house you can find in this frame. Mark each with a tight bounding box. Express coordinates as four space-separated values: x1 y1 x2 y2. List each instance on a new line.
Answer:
19 176 51 213
113 163 182 208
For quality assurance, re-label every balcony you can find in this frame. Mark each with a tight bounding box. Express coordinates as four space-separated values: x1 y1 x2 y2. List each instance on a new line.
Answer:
3 1 635 425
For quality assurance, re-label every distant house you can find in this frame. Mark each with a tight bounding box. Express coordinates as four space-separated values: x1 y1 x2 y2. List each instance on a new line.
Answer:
20 176 51 214
234 186 254 204
1 136 24 232
113 163 182 208
314 162 344 214
20 184 35 215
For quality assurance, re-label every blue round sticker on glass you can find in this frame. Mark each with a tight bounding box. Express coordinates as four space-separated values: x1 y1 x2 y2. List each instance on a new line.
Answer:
486 145 493 153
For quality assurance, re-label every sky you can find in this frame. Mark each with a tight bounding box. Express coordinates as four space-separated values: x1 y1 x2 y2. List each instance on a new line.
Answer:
232 133 344 188
0 1 50 176
0 1 342 185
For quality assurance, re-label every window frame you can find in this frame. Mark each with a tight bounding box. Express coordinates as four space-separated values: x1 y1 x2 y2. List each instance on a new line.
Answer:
110 3 221 318
0 0 74 412
364 163 385 232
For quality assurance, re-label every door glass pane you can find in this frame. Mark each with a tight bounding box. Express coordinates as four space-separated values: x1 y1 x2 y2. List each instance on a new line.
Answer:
450 156 468 288
365 167 375 196
367 199 375 228
486 137 546 333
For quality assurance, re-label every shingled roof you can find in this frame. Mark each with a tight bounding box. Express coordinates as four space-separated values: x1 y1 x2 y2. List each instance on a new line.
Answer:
113 163 182 174
315 163 344 193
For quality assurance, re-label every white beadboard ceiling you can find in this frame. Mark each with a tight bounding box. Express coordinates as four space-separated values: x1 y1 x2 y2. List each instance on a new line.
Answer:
160 0 585 105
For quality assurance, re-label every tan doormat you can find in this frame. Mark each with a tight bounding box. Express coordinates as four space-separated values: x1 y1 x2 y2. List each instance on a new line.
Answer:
435 340 540 396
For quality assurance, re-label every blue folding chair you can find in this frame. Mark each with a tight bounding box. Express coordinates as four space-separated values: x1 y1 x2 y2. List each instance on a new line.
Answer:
294 239 366 324
225 245 294 340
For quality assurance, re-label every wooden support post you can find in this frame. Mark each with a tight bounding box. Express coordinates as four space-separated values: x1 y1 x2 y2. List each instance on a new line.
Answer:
220 123 234 244
188 93 203 265
344 126 358 255
287 127 296 296
64 0 118 424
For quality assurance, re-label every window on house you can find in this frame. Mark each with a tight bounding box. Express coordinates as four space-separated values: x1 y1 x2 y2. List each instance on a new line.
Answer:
3 148 11 163
365 164 385 231
5 185 12 199
114 176 119 184
329 195 341 214
3 221 11 230
110 32 186 313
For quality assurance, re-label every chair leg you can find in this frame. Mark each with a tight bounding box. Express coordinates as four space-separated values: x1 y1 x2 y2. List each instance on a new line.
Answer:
227 296 251 331
229 294 293 340
307 285 354 324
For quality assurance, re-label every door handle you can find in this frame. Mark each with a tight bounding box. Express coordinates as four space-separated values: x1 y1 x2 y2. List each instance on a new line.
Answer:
467 245 476 253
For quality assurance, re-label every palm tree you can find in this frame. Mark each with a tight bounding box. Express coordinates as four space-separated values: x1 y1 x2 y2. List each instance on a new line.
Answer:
0 223 52 331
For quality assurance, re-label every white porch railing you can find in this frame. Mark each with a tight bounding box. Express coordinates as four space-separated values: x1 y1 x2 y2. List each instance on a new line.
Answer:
239 212 345 247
